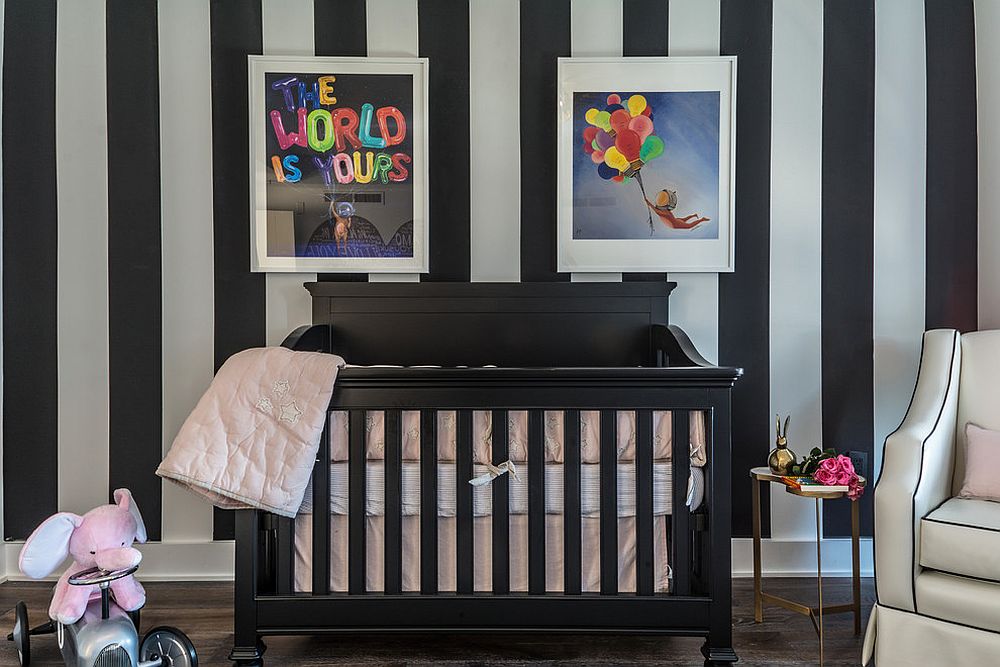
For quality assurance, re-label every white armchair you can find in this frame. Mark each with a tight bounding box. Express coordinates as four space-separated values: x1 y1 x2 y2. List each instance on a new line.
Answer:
865 329 1000 666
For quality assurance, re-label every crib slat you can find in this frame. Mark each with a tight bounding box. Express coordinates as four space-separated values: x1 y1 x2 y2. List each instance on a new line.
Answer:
456 410 475 593
420 410 438 594
348 410 367 595
672 410 691 596
600 409 618 595
492 409 510 594
311 419 331 596
636 410 654 596
384 410 403 594
276 516 295 596
528 410 545 594
563 409 582 595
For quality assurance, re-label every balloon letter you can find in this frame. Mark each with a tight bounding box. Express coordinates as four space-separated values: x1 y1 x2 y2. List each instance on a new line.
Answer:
358 103 387 149
297 80 321 110
372 152 394 184
595 110 612 133
318 75 336 105
307 109 336 152
282 155 301 183
603 146 629 172
388 152 411 182
597 162 617 180
270 155 285 183
313 155 335 187
332 152 354 184
606 93 621 105
375 106 407 146
585 108 600 126
270 108 309 150
332 108 362 151
270 76 298 112
595 129 615 151
353 150 375 183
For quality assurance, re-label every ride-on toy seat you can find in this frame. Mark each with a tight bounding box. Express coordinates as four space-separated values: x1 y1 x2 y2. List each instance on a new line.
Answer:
9 563 197 667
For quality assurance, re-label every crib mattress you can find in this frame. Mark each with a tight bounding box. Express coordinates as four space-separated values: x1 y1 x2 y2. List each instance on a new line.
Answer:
294 513 672 594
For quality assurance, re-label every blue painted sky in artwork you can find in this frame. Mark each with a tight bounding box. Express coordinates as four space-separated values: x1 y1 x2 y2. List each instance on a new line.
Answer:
572 91 720 240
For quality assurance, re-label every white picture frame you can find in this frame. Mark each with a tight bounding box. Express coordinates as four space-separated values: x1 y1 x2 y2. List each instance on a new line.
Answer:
249 55 429 273
557 56 737 273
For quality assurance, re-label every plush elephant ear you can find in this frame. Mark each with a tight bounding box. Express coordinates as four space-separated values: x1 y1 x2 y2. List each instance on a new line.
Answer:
113 488 147 544
19 512 83 579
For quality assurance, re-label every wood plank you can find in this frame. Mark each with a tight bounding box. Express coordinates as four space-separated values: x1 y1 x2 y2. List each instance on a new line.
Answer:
563 409 582 595
492 409 510 594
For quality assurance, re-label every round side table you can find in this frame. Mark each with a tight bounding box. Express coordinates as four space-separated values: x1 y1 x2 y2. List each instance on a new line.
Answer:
750 466 862 666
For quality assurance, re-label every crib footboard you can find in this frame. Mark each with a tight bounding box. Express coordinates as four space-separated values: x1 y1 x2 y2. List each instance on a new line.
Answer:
230 325 741 667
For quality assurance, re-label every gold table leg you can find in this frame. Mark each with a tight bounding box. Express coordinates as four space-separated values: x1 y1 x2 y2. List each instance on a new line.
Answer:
816 498 823 667
852 496 861 635
752 478 763 622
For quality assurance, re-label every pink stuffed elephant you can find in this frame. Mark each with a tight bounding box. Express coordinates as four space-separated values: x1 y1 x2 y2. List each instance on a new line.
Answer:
18 488 147 624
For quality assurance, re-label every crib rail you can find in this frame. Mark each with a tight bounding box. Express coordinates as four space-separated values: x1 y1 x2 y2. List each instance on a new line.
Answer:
231 326 741 666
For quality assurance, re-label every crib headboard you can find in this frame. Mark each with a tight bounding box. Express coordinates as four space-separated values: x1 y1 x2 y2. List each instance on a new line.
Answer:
304 281 675 368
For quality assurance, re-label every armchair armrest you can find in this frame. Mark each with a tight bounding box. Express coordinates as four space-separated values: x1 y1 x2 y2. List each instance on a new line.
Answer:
874 329 961 611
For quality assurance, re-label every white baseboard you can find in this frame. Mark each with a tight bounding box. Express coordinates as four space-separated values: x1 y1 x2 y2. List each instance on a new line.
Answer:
732 537 874 578
3 541 235 582
2 538 873 582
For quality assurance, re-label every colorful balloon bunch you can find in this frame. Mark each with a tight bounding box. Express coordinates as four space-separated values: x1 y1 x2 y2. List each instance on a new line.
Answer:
582 93 664 184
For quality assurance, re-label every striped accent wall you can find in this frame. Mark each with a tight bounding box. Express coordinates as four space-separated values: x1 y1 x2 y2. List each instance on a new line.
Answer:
0 0 991 558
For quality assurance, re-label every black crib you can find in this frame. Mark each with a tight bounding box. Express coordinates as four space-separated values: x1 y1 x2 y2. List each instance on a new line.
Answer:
229 282 742 666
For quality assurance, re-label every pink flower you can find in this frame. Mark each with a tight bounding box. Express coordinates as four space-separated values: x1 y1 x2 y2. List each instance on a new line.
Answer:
848 477 865 501
813 467 837 485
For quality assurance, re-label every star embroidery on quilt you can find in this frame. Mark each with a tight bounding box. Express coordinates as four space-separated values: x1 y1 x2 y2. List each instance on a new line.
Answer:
273 379 290 397
278 401 303 424
256 397 274 414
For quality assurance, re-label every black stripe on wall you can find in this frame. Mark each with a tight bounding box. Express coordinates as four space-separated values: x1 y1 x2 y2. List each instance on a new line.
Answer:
520 0 571 282
106 0 163 541
2 0 58 540
211 0 264 540
623 0 669 284
419 0 472 282
925 0 978 333
821 0 875 538
623 0 668 57
719 0 773 539
315 0 368 283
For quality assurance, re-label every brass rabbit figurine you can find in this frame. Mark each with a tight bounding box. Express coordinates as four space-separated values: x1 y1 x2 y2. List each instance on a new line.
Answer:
768 414 797 475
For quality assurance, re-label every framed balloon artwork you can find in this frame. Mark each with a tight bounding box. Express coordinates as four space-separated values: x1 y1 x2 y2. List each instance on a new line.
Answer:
249 56 429 273
557 56 737 273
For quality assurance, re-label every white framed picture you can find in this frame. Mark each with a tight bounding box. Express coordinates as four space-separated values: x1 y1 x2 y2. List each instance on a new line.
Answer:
249 55 429 273
557 56 737 273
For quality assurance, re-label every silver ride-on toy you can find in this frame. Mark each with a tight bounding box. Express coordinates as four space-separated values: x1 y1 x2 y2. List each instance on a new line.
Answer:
8 564 197 667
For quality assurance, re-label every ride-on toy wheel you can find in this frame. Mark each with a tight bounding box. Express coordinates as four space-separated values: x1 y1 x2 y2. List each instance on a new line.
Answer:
140 626 197 667
12 601 29 666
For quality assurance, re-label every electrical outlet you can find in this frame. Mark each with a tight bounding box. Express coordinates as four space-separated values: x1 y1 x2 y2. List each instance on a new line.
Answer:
848 450 869 479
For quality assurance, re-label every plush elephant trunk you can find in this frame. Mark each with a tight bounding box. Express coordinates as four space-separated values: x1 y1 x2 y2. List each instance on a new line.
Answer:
95 546 142 572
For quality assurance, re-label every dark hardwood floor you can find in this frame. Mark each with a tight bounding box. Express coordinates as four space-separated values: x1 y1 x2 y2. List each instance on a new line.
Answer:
0 578 872 666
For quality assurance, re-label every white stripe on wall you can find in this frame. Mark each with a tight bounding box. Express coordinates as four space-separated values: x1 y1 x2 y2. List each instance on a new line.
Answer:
366 0 420 282
159 0 216 541
56 0 110 515
366 0 419 57
570 0 623 284
666 0 720 364
263 0 316 345
469 0 520 282
976 0 1000 330
768 0 823 540
873 0 926 477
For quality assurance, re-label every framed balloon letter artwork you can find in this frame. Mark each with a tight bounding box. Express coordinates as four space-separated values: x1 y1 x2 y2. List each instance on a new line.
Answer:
557 56 737 273
249 56 429 273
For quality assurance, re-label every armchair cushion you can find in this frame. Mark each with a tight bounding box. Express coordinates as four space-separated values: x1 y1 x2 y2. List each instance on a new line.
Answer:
915 570 1000 633
921 498 1000 582
959 423 1000 501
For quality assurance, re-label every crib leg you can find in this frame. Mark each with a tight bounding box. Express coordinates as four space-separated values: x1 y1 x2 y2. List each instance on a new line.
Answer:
230 509 267 666
701 644 738 666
